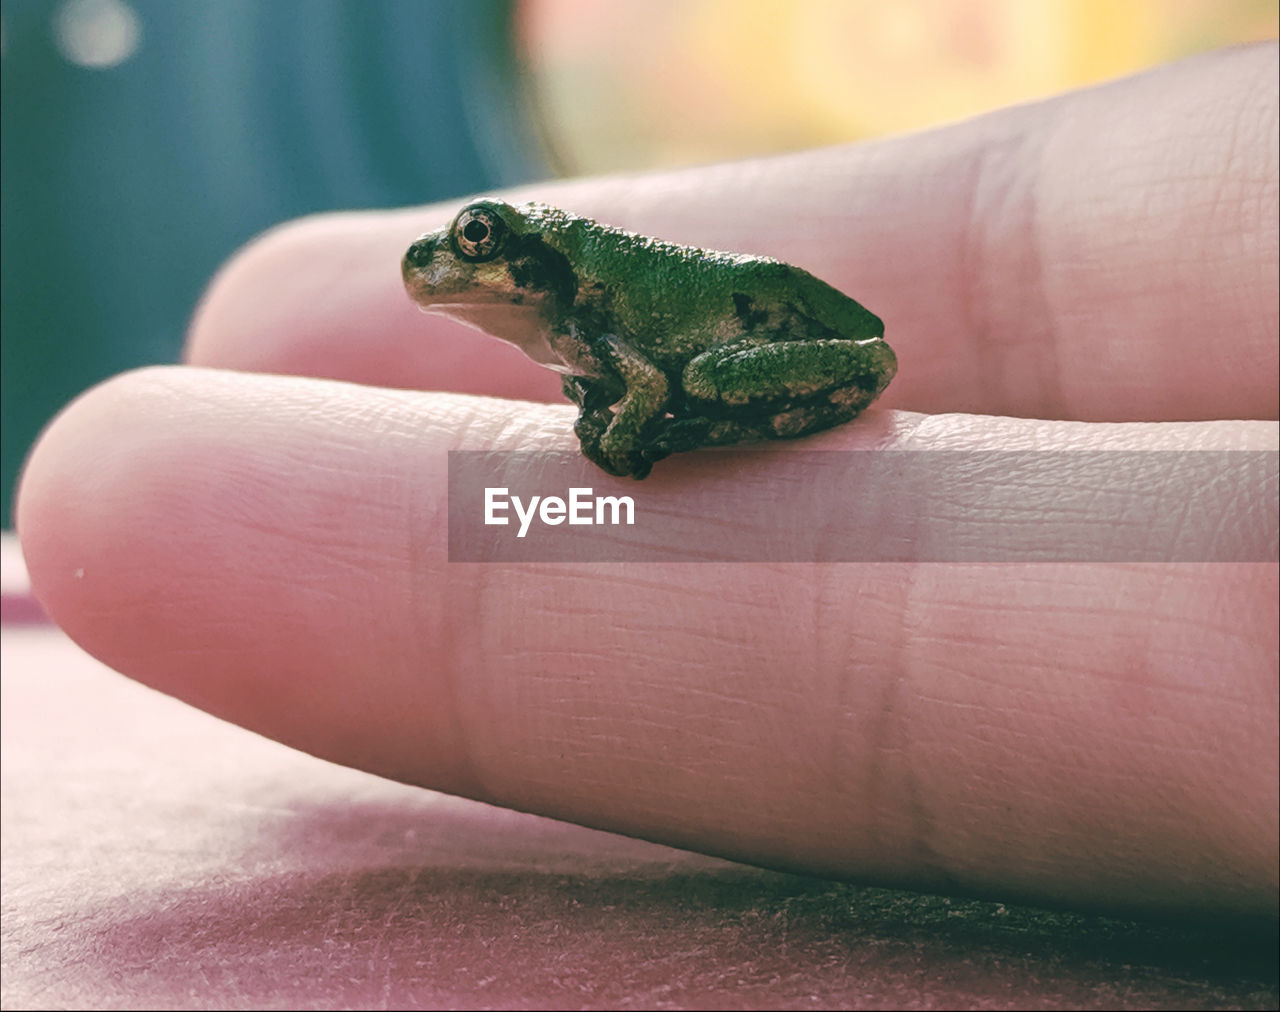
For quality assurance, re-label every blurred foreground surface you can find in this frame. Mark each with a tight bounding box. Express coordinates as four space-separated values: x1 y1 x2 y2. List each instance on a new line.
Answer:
1 541 1276 1010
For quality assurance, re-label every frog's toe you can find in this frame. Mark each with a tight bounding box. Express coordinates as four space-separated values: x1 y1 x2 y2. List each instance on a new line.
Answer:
645 418 711 456
573 410 610 445
574 432 647 478
607 446 652 479
769 407 819 438
599 451 649 479
626 458 653 480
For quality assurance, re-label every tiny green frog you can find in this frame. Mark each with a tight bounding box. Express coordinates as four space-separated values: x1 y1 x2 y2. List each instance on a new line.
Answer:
402 199 896 478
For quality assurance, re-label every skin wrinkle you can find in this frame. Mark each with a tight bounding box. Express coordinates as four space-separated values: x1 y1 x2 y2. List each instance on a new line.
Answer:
1020 112 1063 420
1224 51 1277 203
822 567 900 854
402 453 470 793
1059 53 1273 420
477 569 814 852
814 564 855 811
873 562 950 885
461 565 560 804
1224 90 1280 358
963 115 1064 420
901 572 1106 887
957 136 999 413
967 578 1259 839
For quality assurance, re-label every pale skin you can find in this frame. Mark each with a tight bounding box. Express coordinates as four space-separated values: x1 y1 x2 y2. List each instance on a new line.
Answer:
17 45 1278 915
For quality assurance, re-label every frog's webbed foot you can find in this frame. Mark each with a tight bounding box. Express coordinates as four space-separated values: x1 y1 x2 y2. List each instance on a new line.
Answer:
578 432 652 478
569 335 669 479
562 375 609 411
596 424 655 479
643 417 772 462
573 405 653 478
564 371 651 477
561 376 588 409
643 417 714 457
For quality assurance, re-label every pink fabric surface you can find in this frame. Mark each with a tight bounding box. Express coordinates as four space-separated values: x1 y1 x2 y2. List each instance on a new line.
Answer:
2 571 1276 1008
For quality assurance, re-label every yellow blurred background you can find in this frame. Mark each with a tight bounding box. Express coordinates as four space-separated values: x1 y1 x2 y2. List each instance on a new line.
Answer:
519 0 1278 173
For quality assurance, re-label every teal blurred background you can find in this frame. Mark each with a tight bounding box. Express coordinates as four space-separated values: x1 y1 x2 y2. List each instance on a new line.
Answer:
1 0 545 526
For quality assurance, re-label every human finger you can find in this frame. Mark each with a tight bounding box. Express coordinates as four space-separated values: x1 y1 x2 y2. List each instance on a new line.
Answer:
187 44 1278 421
17 366 1277 914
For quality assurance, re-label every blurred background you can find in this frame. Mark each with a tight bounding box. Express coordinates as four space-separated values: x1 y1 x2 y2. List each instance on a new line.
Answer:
2 0 1275 526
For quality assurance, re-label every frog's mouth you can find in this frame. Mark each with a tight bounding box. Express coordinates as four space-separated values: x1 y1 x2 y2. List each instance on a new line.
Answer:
402 234 473 301
423 302 571 372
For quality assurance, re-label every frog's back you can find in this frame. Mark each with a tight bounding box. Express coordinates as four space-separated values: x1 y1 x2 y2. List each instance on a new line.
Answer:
532 207 760 280
757 258 885 339
528 205 882 346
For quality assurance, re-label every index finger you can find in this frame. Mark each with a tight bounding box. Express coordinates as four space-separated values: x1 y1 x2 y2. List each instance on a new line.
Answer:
15 366 1278 915
187 43 1278 422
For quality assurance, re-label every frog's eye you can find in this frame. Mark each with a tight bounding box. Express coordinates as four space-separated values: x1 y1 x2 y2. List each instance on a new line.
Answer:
453 204 507 261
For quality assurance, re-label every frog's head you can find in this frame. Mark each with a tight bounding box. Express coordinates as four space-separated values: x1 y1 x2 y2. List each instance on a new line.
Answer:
404 199 578 308
402 199 577 367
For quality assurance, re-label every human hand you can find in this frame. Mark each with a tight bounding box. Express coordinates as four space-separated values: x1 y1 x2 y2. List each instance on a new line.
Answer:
17 44 1277 915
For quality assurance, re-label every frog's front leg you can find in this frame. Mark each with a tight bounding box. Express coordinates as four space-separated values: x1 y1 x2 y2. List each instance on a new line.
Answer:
585 335 670 479
561 375 618 471
562 375 613 430
682 336 897 439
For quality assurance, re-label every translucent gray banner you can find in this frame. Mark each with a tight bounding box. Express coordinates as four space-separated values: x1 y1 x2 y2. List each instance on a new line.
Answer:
447 450 1278 563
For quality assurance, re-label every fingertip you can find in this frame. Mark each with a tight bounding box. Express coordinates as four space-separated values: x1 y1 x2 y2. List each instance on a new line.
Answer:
13 365 579 796
16 367 185 638
185 210 417 378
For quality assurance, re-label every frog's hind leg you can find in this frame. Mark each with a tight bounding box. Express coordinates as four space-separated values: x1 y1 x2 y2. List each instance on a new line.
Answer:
643 338 895 465
643 416 760 460
681 337 894 436
683 337 894 410
644 388 886 467
641 405 855 467
751 404 845 443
